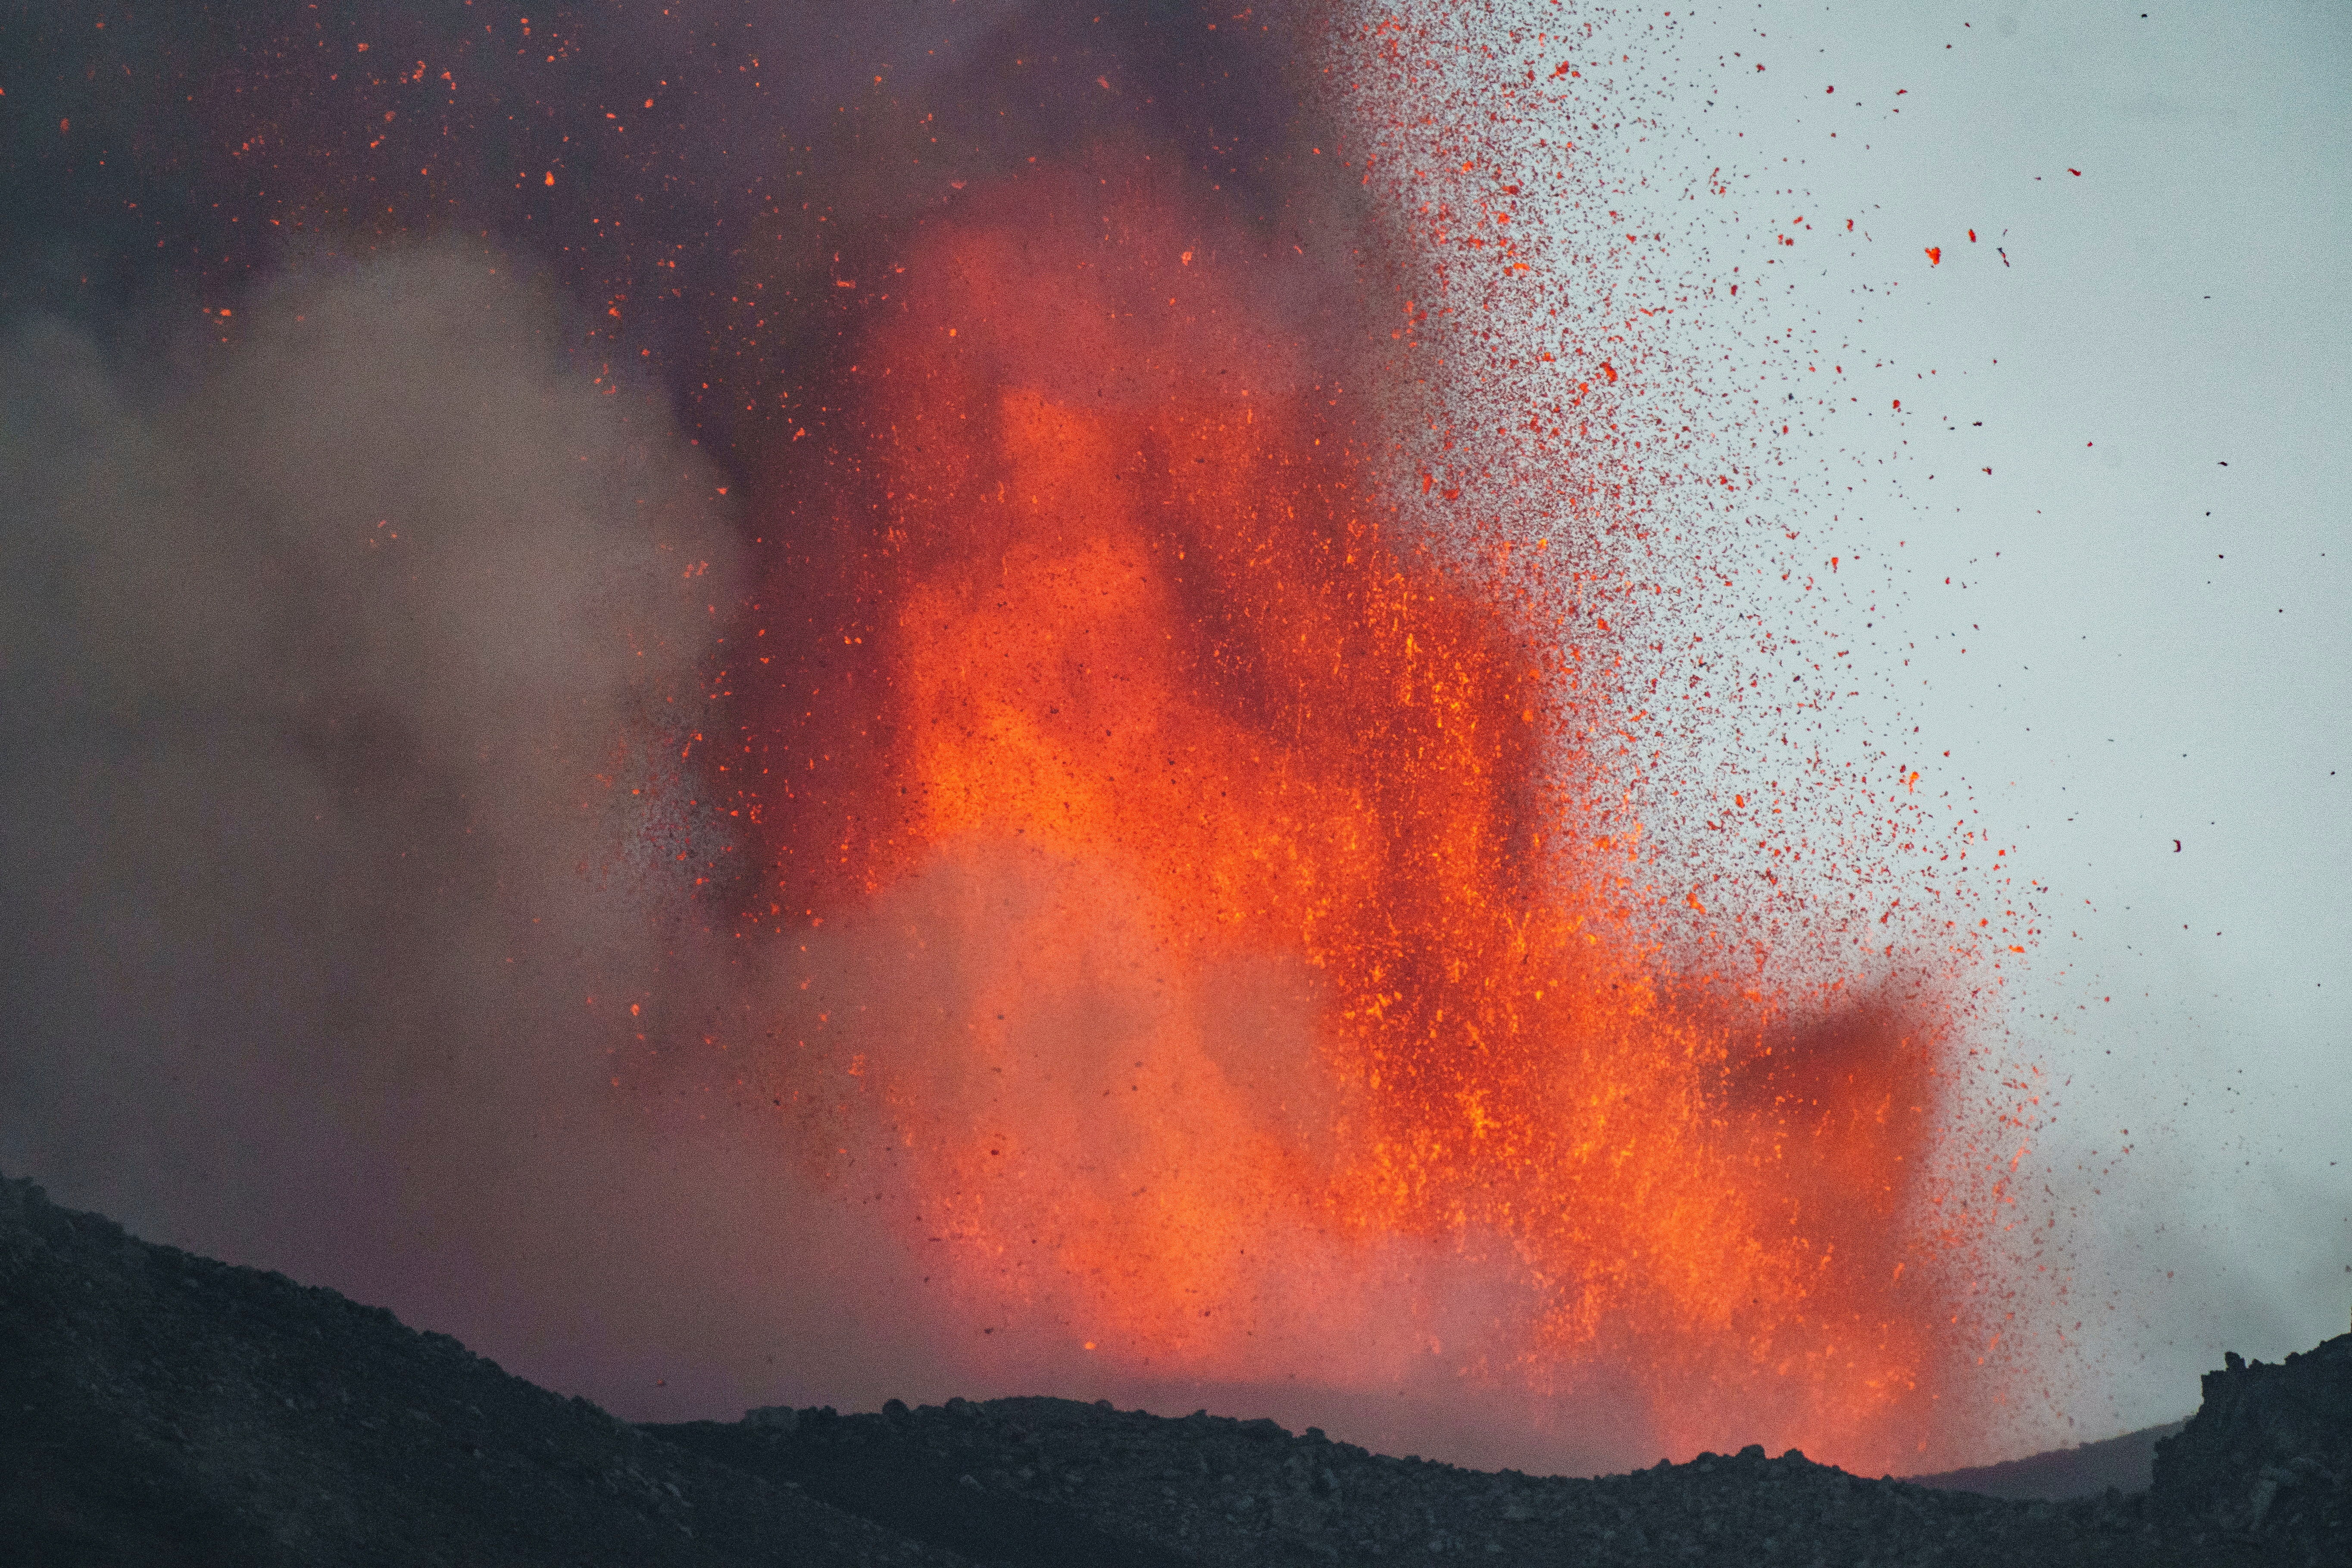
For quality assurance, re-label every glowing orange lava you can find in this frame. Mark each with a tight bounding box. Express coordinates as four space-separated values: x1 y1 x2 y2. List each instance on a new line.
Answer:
734 169 1982 1474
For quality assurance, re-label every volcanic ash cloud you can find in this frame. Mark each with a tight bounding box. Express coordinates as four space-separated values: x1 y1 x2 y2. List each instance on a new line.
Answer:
0 247 740 1312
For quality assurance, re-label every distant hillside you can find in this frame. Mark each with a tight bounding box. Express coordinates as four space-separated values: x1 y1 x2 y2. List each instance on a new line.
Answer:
1909 1421 2186 1500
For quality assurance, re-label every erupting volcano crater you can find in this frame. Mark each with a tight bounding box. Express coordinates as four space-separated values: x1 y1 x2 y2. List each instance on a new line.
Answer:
691 162 2003 1478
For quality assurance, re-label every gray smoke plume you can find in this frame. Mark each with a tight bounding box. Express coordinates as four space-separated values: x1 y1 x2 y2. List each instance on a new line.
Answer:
0 247 809 1389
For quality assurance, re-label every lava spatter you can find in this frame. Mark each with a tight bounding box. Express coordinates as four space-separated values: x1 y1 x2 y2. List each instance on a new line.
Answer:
727 154 2005 1475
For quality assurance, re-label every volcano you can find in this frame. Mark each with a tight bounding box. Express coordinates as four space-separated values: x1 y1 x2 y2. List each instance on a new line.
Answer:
8 1173 2346 1566
5 0 2049 1494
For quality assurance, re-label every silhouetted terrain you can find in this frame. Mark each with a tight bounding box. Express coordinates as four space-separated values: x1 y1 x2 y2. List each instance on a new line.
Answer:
4 1173 2343 1566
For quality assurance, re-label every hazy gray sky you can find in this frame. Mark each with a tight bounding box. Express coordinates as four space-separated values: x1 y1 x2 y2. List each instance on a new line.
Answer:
1662 0 2349 1441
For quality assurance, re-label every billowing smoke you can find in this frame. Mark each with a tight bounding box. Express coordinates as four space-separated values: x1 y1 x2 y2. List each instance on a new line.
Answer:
0 224 1096 1428
0 242 743 1362
0 0 1439 1440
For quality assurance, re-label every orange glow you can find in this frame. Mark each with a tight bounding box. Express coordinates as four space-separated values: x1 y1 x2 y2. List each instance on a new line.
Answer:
734 170 1987 1475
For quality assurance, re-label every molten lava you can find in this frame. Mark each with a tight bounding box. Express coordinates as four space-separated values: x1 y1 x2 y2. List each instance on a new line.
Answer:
728 170 1975 1473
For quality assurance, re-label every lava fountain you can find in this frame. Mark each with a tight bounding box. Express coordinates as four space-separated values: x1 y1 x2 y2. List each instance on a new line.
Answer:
715 158 1987 1475
0 0 2041 1482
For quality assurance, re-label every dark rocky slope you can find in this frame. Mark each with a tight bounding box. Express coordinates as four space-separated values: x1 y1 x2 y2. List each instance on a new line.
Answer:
2153 1337 2350 1544
649 1398 2281 1568
4 1172 2341 1566
0 1176 953 1568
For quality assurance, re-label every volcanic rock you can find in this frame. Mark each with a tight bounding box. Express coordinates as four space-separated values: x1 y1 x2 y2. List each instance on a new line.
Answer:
0 1175 954 1566
4 1170 2343 1566
2152 1336 2351 1544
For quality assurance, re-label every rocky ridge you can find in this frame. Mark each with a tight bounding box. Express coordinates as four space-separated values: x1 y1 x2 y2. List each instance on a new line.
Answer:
0 1175 952 1567
3 1172 2342 1566
656 1396 2274 1568
2152 1337 2350 1543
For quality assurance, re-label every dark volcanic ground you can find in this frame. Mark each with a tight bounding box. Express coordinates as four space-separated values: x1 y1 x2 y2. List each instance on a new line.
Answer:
4 1173 2344 1567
